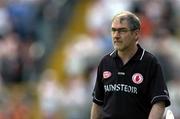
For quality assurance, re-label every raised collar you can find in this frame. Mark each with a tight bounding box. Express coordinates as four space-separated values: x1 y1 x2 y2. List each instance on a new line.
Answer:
110 44 145 61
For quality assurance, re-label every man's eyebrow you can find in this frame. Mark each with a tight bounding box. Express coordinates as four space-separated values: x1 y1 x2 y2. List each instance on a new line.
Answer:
111 27 128 29
111 27 129 31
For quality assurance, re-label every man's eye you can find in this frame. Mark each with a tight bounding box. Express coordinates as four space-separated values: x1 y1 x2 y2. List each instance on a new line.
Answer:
111 28 129 33
111 28 116 32
120 29 128 32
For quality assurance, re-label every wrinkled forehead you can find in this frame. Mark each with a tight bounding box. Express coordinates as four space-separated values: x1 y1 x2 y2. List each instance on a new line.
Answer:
112 15 129 27
112 14 129 24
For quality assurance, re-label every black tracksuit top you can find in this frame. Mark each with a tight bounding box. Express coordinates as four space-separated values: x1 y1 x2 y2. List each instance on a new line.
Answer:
92 44 170 119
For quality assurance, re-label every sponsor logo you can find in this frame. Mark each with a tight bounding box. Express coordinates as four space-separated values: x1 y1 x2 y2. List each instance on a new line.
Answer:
103 71 112 79
132 73 143 84
104 83 138 94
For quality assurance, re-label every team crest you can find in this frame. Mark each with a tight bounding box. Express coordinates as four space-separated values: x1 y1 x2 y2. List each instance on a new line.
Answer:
132 73 143 84
103 71 112 79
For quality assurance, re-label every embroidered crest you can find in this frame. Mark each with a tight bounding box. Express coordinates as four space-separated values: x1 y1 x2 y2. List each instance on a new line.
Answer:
103 71 112 79
132 73 143 84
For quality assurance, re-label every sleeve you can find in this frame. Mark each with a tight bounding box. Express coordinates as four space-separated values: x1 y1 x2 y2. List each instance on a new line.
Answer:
92 61 104 106
148 58 171 107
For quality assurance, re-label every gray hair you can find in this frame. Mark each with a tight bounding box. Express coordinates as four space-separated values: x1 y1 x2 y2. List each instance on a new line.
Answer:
112 11 141 30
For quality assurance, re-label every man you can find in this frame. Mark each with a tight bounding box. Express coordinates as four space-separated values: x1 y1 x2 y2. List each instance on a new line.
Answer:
91 11 170 119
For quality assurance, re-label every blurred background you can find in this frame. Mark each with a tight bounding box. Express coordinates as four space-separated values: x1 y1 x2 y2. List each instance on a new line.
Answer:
0 0 179 119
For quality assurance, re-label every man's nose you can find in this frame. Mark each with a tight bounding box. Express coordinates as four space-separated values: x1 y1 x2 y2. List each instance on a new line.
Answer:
114 31 120 37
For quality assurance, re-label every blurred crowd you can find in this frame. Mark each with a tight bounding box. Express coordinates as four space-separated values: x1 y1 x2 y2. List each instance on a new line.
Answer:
0 0 78 118
0 0 180 119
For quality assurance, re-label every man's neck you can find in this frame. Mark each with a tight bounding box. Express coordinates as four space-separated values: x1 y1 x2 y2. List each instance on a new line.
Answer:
118 44 138 65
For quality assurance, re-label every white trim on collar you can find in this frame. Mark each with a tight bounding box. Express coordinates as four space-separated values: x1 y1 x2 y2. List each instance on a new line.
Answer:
110 50 116 56
140 49 145 60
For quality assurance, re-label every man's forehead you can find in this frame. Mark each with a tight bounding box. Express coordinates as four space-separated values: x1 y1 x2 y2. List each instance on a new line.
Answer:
112 17 128 26
113 15 128 23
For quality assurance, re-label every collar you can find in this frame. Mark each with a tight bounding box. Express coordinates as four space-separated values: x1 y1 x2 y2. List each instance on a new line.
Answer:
110 44 145 61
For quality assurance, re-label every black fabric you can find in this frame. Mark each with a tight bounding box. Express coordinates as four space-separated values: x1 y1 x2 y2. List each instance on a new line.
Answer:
92 44 170 119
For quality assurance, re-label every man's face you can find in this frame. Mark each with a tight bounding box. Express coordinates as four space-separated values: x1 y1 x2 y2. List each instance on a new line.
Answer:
111 17 137 51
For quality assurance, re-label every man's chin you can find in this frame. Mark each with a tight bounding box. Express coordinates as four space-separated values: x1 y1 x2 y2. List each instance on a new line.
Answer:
114 46 124 51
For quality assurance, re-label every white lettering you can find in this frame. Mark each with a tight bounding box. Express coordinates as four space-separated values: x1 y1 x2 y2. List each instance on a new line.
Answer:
127 86 131 93
133 87 137 94
104 83 138 94
110 84 116 91
120 84 124 91
116 84 121 91
124 85 128 92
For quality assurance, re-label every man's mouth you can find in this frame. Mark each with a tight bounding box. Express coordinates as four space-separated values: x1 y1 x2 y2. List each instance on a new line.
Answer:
114 40 122 44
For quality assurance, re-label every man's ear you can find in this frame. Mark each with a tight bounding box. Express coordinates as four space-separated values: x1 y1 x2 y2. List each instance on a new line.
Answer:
134 29 140 41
